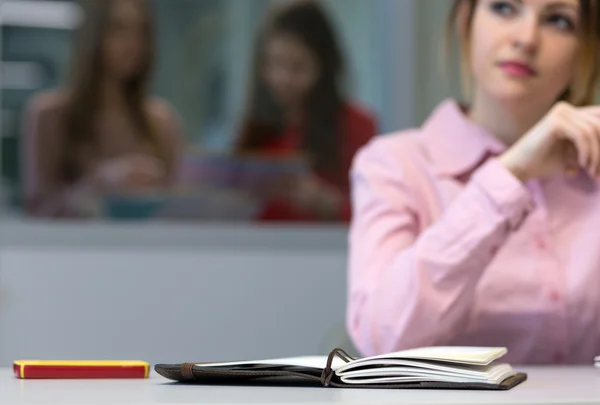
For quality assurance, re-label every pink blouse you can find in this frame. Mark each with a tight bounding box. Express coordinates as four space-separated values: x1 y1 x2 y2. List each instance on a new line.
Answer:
347 100 600 365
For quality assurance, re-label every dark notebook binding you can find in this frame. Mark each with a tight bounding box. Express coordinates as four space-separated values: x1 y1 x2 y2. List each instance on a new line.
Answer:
181 362 195 381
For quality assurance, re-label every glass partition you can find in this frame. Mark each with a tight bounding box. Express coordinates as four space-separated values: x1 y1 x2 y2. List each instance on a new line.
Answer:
1 0 411 223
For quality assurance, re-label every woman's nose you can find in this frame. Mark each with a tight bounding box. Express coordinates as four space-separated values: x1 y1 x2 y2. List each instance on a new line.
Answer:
511 14 541 53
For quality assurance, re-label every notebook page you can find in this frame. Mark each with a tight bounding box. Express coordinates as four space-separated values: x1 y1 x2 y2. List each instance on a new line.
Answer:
336 359 503 378
194 356 346 370
339 363 516 385
340 371 512 385
337 363 514 381
340 346 507 370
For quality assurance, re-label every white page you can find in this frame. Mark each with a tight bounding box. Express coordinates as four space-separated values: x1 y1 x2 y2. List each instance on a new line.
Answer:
338 363 514 382
342 376 429 384
339 367 490 381
340 373 508 385
340 364 515 385
194 356 346 370
336 360 505 378
337 346 507 373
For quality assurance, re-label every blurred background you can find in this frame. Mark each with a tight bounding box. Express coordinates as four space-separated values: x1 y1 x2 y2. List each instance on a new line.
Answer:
0 0 464 367
0 0 461 223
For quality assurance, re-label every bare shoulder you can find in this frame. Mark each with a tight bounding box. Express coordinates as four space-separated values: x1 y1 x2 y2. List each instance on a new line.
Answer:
145 97 185 152
25 90 68 118
146 97 180 125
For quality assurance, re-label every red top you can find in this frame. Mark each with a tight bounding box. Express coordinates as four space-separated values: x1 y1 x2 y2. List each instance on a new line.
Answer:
255 103 377 222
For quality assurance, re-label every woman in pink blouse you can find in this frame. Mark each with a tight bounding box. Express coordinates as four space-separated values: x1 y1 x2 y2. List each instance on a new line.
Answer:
22 0 183 217
347 0 600 364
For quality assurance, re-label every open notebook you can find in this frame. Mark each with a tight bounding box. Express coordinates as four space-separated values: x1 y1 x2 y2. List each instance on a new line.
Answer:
154 347 527 390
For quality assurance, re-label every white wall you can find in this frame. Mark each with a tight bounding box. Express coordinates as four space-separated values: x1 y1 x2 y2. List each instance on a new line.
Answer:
0 223 352 366
324 0 417 132
414 0 462 126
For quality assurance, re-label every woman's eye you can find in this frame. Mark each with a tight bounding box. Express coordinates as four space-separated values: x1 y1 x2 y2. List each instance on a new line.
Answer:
547 14 575 32
490 1 516 16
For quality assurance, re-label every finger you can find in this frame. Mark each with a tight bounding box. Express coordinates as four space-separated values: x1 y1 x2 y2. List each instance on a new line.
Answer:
566 116 599 176
561 141 579 174
144 165 166 178
132 157 165 177
577 112 600 175
97 163 125 187
581 108 600 140
560 120 592 172
130 172 162 189
127 153 162 166
578 106 600 117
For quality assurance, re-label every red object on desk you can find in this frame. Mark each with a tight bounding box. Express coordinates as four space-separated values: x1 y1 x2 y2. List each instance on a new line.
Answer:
13 360 150 379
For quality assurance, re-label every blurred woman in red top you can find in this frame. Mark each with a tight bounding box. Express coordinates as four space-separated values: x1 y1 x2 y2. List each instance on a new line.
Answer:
235 0 376 222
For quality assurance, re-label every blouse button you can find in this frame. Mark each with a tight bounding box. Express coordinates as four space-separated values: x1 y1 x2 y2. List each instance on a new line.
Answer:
549 289 562 303
534 235 548 250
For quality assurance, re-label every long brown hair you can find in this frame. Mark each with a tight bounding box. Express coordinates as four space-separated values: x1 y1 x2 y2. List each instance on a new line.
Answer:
447 0 600 105
61 0 159 182
235 0 346 177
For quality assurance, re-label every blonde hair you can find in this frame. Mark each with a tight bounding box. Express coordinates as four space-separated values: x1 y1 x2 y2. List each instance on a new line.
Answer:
447 0 600 106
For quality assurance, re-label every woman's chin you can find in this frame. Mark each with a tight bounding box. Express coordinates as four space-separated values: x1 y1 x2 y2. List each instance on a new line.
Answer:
489 88 552 107
484 80 559 106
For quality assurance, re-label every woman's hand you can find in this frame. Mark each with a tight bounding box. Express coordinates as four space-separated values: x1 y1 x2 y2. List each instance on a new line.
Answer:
287 173 343 219
499 102 600 182
92 154 167 193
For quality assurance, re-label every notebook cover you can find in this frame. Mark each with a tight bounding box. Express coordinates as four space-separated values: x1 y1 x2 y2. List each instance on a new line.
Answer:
153 363 527 391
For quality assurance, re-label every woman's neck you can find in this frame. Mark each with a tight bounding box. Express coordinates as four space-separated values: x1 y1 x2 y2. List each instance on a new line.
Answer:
468 89 554 147
284 104 304 126
100 76 127 110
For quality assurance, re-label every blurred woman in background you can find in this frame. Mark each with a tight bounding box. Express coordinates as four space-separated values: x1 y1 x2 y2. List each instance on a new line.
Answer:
235 0 376 222
23 0 183 217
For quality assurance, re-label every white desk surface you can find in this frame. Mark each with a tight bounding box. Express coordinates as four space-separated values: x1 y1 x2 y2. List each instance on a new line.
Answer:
1 367 599 405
